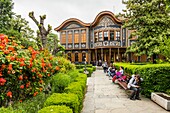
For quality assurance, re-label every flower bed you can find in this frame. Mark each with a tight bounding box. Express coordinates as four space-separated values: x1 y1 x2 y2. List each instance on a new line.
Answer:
0 34 60 106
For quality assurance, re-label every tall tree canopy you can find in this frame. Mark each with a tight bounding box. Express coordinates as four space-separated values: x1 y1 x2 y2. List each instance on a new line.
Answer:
123 0 170 62
0 0 14 32
0 0 37 48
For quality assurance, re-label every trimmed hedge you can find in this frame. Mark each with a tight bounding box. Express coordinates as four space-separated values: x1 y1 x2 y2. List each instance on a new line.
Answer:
51 73 71 93
64 73 87 111
0 107 14 113
38 105 73 113
75 64 93 69
115 63 170 97
92 66 96 71
67 70 79 82
44 93 79 113
64 82 83 111
75 74 87 92
86 68 93 77
78 69 84 73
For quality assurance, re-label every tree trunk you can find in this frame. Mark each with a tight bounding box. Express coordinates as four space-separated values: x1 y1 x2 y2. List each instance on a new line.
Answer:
29 11 51 49
153 53 157 64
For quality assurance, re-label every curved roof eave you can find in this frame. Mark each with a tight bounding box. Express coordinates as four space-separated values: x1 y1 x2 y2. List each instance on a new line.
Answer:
54 18 90 31
91 11 122 27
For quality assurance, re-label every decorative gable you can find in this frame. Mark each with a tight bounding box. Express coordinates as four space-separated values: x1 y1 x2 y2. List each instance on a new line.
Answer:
66 23 81 29
97 16 115 27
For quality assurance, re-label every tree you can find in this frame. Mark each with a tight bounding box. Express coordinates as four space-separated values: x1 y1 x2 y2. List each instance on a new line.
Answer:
47 33 65 56
0 0 14 32
0 1 37 48
159 34 170 62
123 0 170 63
29 11 52 49
166 0 170 11
5 14 38 49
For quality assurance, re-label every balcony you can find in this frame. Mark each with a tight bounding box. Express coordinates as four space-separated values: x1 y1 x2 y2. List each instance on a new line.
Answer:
94 41 121 48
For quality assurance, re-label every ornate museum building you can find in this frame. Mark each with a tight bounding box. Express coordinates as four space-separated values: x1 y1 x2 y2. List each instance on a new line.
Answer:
55 11 146 65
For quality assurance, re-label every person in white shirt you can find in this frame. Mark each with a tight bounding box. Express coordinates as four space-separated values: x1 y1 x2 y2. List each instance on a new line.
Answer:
127 74 142 100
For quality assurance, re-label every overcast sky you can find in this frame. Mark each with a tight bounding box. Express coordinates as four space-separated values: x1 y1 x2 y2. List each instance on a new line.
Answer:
13 0 126 34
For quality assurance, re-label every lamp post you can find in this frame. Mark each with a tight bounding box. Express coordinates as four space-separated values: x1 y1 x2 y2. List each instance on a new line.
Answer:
84 58 87 72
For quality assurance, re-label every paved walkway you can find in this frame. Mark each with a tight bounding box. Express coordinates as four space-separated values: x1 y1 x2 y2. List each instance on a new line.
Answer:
81 70 169 113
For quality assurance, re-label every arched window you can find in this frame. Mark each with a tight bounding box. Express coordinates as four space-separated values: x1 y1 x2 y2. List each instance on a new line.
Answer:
82 53 86 61
75 53 79 62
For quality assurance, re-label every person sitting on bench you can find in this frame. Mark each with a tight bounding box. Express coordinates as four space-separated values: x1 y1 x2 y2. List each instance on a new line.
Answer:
127 74 142 100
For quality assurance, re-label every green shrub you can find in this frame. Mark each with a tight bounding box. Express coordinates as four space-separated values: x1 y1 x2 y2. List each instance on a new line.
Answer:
92 66 96 71
12 92 50 113
78 69 84 73
0 107 14 113
38 105 73 113
44 93 79 113
51 73 71 93
67 70 79 82
86 68 93 77
75 65 84 69
64 82 84 111
86 64 93 68
75 74 87 92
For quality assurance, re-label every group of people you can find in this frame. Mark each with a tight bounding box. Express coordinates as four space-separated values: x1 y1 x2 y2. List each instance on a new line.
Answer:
102 61 142 100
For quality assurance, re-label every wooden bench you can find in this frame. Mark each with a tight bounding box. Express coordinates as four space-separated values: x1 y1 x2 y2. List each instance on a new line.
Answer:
117 81 133 96
117 81 128 90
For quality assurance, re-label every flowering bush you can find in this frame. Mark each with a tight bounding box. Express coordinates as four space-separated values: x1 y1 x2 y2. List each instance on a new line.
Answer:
54 57 76 73
0 34 60 107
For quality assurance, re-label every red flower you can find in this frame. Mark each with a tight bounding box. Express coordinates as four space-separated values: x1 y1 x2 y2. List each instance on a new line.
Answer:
39 80 43 84
48 63 52 68
20 85 24 89
0 78 6 86
7 91 12 98
47 74 50 77
0 44 5 50
18 75 23 81
0 34 6 40
10 56 15 61
0 72 2 76
41 62 45 67
32 76 35 79
8 64 13 71
49 56 53 60
26 82 30 88
39 88 43 92
55 66 60 71
1 64 6 70
4 50 10 54
38 74 42 78
8 46 14 51
33 92 38 96
20 61 25 67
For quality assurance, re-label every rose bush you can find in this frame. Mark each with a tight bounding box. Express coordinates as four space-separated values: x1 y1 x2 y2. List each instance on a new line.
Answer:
0 34 60 107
